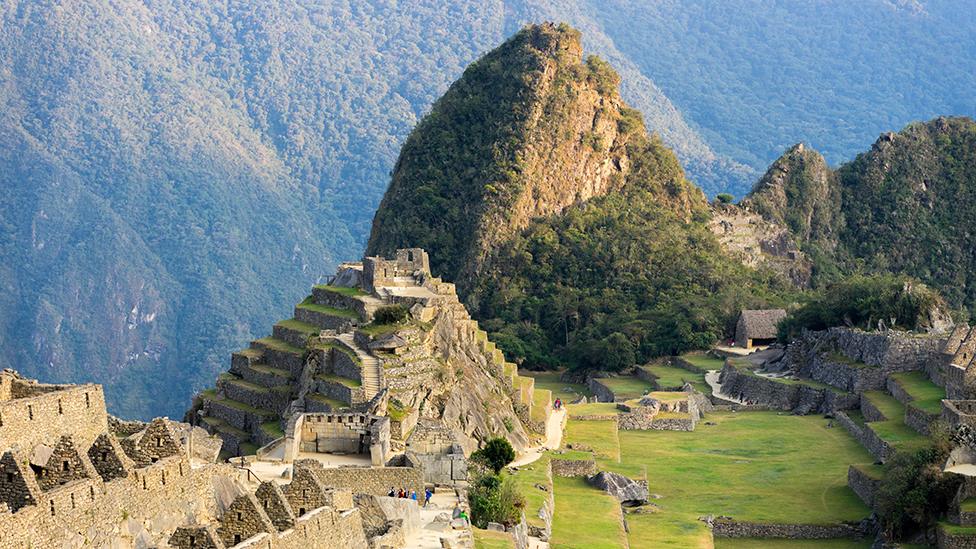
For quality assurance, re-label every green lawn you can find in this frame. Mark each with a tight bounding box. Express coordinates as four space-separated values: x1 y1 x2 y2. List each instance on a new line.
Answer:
255 336 305 355
595 376 654 400
563 419 620 465
550 476 628 549
531 388 552 423
616 412 874 548
313 284 367 297
678 353 726 371
867 420 929 450
521 370 593 403
506 454 552 530
960 498 976 513
566 402 620 418
275 318 321 334
889 371 946 414
863 391 904 420
642 364 710 394
473 528 514 549
296 299 360 319
715 539 872 549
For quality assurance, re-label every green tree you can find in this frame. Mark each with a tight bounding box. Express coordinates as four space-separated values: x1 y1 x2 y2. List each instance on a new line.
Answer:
471 437 516 474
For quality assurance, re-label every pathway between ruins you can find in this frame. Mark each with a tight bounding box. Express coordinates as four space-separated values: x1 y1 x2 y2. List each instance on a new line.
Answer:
513 407 567 467
704 370 748 404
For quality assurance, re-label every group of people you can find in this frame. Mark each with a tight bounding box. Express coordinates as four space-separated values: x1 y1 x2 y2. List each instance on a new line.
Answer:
387 486 435 507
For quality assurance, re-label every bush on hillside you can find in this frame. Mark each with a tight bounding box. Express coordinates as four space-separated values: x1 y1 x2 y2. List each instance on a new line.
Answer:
468 472 524 528
471 437 516 474
373 305 409 325
778 274 950 340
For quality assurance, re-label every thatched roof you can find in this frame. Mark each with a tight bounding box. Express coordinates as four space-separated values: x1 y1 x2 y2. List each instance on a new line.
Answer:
736 309 787 340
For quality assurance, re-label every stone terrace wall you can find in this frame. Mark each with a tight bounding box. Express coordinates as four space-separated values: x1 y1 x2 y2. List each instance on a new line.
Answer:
234 507 368 549
834 411 893 463
905 404 937 436
719 365 824 413
310 466 424 499
0 455 239 548
711 519 865 539
0 383 107 451
550 458 596 478
788 328 944 376
587 379 616 402
939 526 976 549
847 465 881 507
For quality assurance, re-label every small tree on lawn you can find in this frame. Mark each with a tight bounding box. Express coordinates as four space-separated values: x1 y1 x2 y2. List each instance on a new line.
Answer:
471 437 516 474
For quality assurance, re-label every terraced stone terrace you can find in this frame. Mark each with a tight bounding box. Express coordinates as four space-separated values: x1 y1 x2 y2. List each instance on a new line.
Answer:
640 364 710 393
889 370 946 414
593 375 655 400
862 391 929 450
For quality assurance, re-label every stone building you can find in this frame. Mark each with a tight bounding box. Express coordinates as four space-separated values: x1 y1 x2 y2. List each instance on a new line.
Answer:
403 419 467 484
734 309 787 349
282 411 391 466
0 370 377 548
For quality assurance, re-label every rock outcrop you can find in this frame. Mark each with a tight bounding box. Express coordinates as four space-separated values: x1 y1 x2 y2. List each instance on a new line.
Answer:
587 471 649 506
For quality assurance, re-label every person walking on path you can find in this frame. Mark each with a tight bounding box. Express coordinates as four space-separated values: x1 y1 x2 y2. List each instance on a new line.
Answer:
424 488 433 507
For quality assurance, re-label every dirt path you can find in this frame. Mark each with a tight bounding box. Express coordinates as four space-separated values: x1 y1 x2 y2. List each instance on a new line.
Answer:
512 408 567 467
704 370 747 404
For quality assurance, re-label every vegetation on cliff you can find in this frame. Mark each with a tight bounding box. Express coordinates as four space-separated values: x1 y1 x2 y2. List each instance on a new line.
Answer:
368 24 792 373
778 274 951 340
749 117 976 319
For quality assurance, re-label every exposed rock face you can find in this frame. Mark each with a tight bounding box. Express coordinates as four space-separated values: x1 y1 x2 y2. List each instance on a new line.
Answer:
587 471 648 506
708 204 812 287
367 23 703 294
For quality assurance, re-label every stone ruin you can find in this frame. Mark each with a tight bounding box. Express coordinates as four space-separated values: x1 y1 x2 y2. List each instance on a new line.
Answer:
281 411 391 466
0 369 381 548
401 419 468 485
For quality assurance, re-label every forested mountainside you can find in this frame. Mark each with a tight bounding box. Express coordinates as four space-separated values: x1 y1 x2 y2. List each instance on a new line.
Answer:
368 24 792 372
747 117 976 317
1 0 970 417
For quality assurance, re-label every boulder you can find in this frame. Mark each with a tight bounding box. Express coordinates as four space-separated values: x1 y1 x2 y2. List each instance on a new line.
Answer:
586 471 648 506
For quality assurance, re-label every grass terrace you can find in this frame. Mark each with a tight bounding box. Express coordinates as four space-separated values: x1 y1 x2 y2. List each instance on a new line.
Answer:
357 321 404 336
306 393 350 410
531 388 552 423
827 352 873 368
550 476 628 549
315 373 362 388
566 402 619 419
506 453 552 531
612 412 873 548
678 353 725 371
889 371 946 414
260 420 284 439
312 284 367 297
473 528 514 549
255 337 305 355
862 391 929 450
641 364 710 394
563 419 620 465
297 297 360 319
595 375 654 400
311 341 362 365
519 370 593 403
863 391 904 420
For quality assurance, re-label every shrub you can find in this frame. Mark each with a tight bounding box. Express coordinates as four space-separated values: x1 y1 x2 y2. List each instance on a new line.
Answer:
469 472 525 528
471 437 516 474
373 305 409 325
716 193 735 204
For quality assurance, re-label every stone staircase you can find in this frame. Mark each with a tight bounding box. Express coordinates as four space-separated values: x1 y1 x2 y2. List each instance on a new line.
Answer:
337 332 382 399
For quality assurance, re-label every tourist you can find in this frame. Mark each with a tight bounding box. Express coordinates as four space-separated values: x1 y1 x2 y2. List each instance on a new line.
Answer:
452 504 462 519
387 487 395 497
410 490 418 501
424 488 433 506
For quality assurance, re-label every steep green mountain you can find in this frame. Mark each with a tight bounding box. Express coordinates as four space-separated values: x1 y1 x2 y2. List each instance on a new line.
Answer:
3 0 971 417
747 117 976 316
368 24 791 371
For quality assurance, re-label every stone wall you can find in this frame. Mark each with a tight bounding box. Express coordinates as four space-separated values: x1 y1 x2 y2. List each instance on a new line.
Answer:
711 518 865 539
310 466 424 499
283 412 390 466
859 393 890 422
587 378 616 403
847 465 881 507
0 454 241 548
791 328 944 373
0 382 107 452
939 525 976 549
944 401 976 430
834 411 894 463
905 404 937 436
230 507 368 549
719 364 829 414
549 458 596 478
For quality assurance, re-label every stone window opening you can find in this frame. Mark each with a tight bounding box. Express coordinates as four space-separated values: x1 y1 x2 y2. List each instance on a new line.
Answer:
142 476 147 490
89 486 94 500
5 472 13 483
161 471 166 485
188 535 196 547
27 404 33 420
156 436 163 447
49 500 55 516
85 392 90 408
151 457 159 464
234 534 241 544
179 463 184 476
58 399 63 414
100 451 108 462
62 460 70 472
236 511 242 520
70 492 75 509
0 411 4 426
299 507 306 516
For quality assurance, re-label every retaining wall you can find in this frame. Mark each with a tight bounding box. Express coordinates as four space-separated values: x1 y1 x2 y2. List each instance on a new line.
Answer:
711 518 865 539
